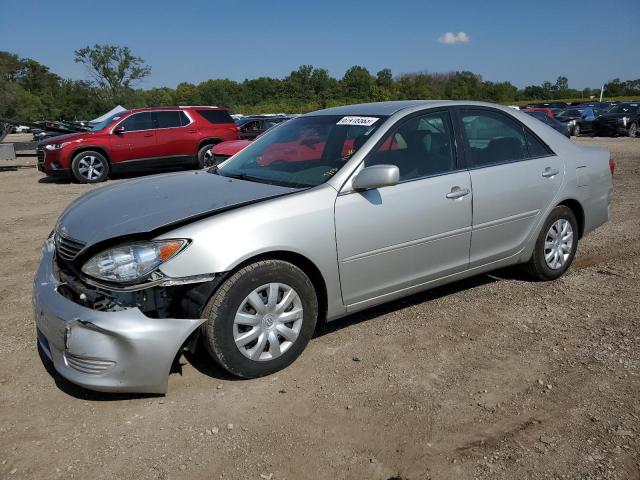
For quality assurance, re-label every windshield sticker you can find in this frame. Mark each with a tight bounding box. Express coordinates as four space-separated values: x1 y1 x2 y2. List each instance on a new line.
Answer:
337 116 379 127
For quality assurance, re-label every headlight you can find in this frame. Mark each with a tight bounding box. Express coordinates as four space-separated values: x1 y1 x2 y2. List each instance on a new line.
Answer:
621 116 630 126
44 142 69 150
568 120 577 126
81 239 188 283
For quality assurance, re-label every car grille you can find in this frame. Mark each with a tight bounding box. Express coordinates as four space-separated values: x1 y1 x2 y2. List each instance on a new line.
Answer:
600 118 619 128
37 147 45 164
64 352 115 374
55 233 86 261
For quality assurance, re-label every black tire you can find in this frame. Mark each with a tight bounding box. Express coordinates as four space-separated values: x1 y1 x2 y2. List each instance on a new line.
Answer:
71 150 109 183
524 205 578 281
628 122 638 138
197 144 215 168
573 123 581 136
201 260 318 378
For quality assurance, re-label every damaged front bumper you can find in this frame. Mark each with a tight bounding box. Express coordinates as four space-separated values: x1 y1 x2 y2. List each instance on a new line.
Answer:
33 239 207 394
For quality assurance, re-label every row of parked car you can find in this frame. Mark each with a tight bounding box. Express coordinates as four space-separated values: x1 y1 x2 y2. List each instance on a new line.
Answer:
36 100 637 183
519 101 640 138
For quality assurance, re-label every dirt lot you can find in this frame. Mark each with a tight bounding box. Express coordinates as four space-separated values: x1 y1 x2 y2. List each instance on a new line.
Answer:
0 136 638 480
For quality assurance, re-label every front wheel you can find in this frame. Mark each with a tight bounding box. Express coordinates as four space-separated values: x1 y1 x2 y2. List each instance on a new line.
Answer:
71 151 109 183
628 122 638 137
201 260 318 378
524 205 578 281
573 123 581 136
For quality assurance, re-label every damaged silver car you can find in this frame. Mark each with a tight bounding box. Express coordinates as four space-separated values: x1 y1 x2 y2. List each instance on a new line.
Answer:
34 101 613 393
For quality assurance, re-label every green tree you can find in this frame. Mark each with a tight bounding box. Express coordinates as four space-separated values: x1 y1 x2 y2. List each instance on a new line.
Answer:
74 44 151 106
342 65 374 101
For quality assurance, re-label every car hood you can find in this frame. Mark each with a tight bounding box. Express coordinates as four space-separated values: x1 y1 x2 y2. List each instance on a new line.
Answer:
38 132 91 146
56 170 298 247
212 140 252 156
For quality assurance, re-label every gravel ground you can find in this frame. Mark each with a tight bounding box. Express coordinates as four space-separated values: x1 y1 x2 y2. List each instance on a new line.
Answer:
0 137 638 480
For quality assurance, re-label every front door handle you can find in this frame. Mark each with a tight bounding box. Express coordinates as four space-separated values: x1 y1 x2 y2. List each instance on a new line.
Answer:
542 167 559 178
143 133 154 138
446 186 470 200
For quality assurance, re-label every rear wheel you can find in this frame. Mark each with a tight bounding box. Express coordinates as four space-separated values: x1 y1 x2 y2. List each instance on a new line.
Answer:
524 205 578 281
201 260 318 378
197 144 215 168
71 151 109 183
628 122 638 137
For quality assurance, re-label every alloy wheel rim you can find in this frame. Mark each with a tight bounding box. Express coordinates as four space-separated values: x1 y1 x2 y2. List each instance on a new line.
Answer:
544 219 574 270
77 156 104 180
233 283 303 361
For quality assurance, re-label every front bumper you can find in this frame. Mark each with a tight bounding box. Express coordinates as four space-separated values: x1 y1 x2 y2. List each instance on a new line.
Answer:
33 239 207 394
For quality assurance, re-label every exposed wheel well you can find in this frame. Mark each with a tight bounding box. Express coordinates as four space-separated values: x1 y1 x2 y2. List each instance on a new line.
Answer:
558 199 585 238
70 146 112 167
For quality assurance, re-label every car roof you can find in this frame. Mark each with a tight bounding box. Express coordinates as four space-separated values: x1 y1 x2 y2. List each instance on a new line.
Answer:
304 100 512 117
127 106 224 113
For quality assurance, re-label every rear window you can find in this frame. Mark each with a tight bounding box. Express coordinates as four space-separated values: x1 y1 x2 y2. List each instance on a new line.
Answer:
196 109 234 124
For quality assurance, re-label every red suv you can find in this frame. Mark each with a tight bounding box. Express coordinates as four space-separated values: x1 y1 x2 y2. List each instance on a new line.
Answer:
37 107 239 183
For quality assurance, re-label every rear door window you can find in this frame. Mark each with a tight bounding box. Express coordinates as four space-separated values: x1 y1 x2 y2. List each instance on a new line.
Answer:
178 111 191 126
460 110 528 167
196 109 234 124
153 111 182 128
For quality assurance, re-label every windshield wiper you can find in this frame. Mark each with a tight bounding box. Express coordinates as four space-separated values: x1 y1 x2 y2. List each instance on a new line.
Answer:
219 171 268 184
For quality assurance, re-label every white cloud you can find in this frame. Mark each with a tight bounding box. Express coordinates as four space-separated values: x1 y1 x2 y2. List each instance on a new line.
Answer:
438 31 470 45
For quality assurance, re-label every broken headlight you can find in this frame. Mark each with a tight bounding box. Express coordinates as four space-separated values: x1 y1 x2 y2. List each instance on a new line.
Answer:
81 240 188 283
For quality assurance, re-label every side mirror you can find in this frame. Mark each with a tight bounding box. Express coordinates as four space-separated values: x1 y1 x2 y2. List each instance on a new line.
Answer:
113 125 125 134
352 164 400 191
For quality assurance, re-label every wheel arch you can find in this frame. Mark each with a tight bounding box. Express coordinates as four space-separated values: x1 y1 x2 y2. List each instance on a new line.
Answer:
557 198 585 238
189 250 329 325
69 146 112 167
197 137 224 153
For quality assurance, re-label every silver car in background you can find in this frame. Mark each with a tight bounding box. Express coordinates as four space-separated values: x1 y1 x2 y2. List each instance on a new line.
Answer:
33 101 613 393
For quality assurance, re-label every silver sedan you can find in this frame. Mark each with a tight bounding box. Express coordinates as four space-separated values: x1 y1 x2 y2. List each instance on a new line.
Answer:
34 101 613 393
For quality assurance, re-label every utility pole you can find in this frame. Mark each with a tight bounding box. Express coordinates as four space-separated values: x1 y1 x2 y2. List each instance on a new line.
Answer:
599 84 605 102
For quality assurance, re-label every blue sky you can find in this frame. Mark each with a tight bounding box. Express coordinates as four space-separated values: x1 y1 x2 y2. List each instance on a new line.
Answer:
2 0 638 90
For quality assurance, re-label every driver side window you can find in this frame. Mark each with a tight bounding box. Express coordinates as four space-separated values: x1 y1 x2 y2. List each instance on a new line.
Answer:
365 111 456 181
119 112 154 131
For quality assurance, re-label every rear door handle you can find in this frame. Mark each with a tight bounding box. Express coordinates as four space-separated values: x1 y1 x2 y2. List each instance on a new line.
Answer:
446 186 470 199
542 167 559 178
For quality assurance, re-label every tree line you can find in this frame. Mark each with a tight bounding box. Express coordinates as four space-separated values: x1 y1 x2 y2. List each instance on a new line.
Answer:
1 45 639 122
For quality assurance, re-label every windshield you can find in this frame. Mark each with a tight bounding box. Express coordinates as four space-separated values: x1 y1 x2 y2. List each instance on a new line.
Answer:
607 104 638 114
91 112 126 132
216 114 388 188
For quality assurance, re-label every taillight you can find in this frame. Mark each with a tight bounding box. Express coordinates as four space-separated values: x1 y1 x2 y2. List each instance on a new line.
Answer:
609 157 615 175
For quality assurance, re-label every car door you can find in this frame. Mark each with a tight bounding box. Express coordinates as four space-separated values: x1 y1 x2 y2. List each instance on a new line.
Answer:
151 110 194 163
109 112 157 164
335 109 472 308
456 107 565 267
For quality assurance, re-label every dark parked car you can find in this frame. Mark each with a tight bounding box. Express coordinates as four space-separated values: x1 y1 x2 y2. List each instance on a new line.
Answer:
525 102 569 110
523 110 571 137
236 116 290 140
593 102 639 137
554 107 605 136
